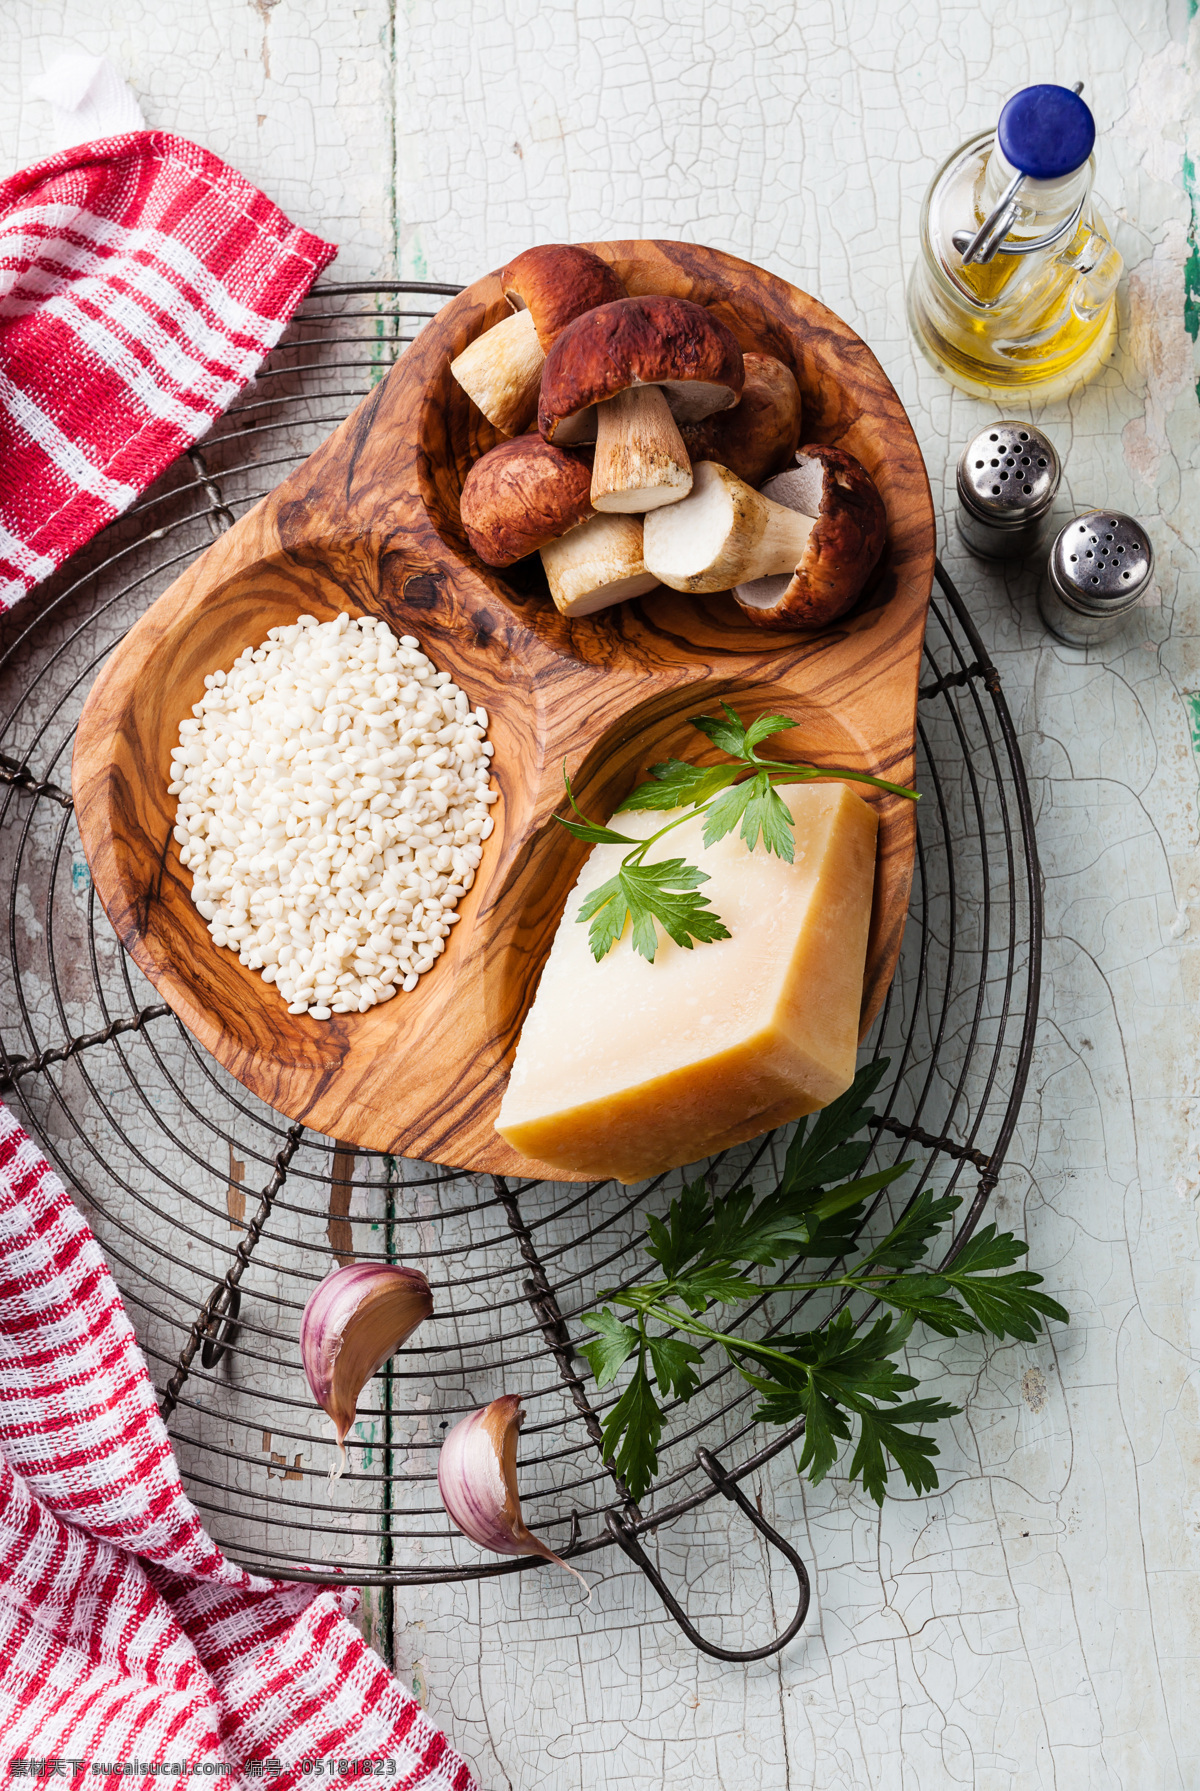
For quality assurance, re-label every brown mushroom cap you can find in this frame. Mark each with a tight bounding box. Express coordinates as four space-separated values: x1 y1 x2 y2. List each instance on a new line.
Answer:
460 435 595 567
733 445 887 630
539 295 745 446
679 353 801 488
501 244 626 352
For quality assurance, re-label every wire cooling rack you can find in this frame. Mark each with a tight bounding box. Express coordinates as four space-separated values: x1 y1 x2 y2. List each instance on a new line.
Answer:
0 281 1041 1663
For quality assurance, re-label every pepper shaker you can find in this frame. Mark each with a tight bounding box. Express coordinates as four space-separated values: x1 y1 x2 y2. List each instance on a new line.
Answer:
1037 511 1154 646
955 421 1061 560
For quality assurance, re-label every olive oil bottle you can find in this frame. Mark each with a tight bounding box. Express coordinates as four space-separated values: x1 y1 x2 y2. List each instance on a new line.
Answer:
907 85 1122 402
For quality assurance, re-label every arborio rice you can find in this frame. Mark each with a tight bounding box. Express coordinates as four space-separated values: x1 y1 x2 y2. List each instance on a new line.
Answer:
169 612 497 1020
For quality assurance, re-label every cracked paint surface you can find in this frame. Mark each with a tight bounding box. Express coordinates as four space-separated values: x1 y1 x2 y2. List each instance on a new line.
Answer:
2 1 1200 1786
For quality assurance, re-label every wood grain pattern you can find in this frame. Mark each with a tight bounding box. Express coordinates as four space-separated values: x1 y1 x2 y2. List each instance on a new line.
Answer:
72 241 935 1178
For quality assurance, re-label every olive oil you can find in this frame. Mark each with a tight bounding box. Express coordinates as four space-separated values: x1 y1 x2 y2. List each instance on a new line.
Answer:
908 90 1122 402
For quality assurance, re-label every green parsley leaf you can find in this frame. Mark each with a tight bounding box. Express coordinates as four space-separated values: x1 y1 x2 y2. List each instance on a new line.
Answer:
845 1393 958 1502
737 773 796 860
781 1377 850 1485
569 710 916 965
575 872 629 961
644 1177 712 1279
869 1273 979 1338
697 772 796 859
598 1355 664 1502
617 759 739 812
579 1310 641 1386
672 1267 760 1310
771 1162 913 1252
699 778 757 847
942 1233 1070 1341
554 814 639 848
738 1311 907 1477
689 703 749 759
865 1190 963 1271
782 1058 890 1194
577 860 731 963
646 1335 704 1402
744 712 801 755
943 1222 1029 1275
555 762 641 845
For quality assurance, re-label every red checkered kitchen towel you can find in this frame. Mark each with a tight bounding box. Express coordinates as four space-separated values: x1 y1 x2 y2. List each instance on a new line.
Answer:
0 130 336 606
0 132 477 1786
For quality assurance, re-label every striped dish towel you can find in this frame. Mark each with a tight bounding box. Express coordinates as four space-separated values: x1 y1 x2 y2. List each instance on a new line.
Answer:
0 125 474 1783
0 129 338 607
0 1107 476 1786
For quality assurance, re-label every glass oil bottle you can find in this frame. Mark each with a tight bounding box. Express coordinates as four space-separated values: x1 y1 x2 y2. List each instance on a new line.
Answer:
907 85 1122 402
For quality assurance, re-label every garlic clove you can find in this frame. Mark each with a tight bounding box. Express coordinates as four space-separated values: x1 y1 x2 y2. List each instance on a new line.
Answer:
437 1394 590 1600
301 1262 433 1481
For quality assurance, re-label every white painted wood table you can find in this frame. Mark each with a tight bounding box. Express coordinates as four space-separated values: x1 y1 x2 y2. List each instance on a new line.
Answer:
2 3 1198 1785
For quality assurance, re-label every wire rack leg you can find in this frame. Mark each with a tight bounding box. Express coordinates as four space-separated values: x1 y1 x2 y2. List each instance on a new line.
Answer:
605 1449 811 1662
160 1123 303 1418
494 1174 640 1513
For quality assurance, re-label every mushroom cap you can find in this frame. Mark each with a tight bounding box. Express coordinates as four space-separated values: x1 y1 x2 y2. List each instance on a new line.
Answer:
539 295 745 446
500 245 626 352
733 445 887 630
679 353 802 488
460 435 595 567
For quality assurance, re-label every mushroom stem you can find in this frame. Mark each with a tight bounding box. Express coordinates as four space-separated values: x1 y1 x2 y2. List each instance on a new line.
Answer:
746 500 817 581
590 385 693 513
540 513 659 616
642 461 815 594
450 308 544 437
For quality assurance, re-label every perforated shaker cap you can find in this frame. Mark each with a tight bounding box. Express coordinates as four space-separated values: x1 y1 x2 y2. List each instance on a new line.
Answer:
957 421 1060 523
1049 511 1153 611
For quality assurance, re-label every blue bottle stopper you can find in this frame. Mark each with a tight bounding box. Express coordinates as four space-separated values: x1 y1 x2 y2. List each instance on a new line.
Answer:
997 85 1096 180
955 82 1095 263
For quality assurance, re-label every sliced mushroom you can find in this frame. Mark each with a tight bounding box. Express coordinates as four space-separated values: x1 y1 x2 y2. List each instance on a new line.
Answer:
459 435 594 567
450 244 626 437
642 461 814 593
679 353 801 488
539 295 744 514
540 514 658 617
450 311 544 441
733 446 887 630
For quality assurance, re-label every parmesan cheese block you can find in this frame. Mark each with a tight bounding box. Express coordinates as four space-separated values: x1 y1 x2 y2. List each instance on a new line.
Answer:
496 781 879 1183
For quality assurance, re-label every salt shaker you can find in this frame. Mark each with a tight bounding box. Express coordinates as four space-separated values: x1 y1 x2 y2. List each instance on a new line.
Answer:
1037 511 1153 646
955 420 1061 560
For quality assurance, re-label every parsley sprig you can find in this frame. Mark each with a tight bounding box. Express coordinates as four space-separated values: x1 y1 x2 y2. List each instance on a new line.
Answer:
556 705 918 963
578 1060 1068 1505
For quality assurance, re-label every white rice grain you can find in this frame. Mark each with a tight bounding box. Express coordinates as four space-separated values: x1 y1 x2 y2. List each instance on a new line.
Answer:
168 613 496 1021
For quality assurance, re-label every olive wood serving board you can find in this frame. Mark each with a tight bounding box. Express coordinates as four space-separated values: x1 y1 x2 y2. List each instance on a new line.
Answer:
74 241 935 1180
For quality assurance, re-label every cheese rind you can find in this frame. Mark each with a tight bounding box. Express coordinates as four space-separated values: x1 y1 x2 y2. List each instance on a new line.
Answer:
496 781 879 1182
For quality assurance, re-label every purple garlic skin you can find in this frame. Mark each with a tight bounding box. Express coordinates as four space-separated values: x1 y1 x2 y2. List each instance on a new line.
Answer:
438 1394 590 1598
301 1262 433 1479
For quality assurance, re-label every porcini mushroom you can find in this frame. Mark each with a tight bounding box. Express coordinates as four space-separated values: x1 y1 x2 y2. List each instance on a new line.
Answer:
679 353 801 488
642 461 812 593
540 514 658 618
460 435 594 566
539 295 744 514
733 447 886 630
641 446 886 630
450 244 626 437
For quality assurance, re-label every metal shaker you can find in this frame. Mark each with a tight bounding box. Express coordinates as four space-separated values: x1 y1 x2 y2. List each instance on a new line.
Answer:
1037 511 1154 646
956 421 1061 560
